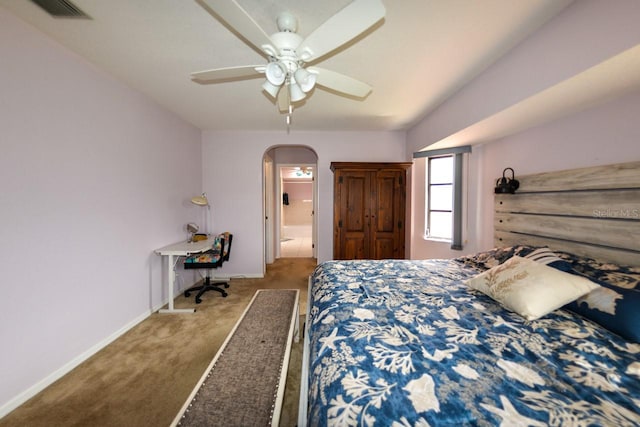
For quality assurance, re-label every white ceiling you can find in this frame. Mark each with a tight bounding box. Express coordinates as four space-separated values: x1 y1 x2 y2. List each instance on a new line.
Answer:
281 166 313 181
1 0 574 132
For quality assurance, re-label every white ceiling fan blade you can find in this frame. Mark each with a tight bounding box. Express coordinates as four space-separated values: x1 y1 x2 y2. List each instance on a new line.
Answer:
197 0 275 56
296 0 385 62
191 65 264 84
308 67 372 98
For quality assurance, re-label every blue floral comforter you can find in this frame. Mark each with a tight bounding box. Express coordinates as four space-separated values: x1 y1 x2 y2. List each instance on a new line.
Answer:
305 259 640 426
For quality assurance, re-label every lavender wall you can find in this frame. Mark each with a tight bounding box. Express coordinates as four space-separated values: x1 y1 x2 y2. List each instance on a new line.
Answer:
0 9 202 415
407 0 640 259
476 91 640 248
201 130 407 273
407 0 640 153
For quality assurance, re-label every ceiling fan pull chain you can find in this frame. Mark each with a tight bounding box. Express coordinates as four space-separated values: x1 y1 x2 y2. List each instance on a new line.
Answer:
286 104 294 133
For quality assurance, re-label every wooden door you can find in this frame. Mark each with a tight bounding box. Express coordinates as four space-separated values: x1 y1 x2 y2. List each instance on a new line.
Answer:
334 170 370 259
370 169 405 259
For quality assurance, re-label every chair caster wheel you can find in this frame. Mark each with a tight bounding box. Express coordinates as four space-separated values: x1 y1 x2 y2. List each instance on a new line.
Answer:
185 291 191 297
195 297 203 304
222 292 228 297
224 283 230 288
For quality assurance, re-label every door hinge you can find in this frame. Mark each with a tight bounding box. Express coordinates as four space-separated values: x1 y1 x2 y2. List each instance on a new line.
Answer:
398 220 403 229
338 176 343 184
339 220 343 228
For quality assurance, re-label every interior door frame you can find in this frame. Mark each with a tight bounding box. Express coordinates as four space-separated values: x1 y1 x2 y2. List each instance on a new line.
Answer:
263 157 275 266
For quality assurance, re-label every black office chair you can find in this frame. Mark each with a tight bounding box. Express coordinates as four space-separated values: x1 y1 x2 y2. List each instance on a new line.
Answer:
183 232 233 304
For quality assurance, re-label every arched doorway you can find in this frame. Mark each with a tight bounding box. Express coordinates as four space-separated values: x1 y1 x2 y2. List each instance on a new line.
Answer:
263 145 318 265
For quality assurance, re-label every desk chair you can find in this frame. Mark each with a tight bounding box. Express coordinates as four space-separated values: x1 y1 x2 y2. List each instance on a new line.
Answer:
183 232 233 304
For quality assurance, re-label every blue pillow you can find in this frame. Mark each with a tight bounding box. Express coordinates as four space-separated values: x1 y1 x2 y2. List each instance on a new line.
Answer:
455 246 571 272
552 251 640 342
555 251 640 290
564 281 640 343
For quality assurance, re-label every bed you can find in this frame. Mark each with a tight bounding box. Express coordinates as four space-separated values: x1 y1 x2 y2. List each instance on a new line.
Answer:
299 161 640 426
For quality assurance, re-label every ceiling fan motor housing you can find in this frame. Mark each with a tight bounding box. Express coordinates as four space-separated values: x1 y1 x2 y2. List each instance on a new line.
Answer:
269 32 304 70
276 11 297 33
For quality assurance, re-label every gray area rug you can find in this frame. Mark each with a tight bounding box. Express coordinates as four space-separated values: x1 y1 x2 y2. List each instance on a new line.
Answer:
177 289 298 426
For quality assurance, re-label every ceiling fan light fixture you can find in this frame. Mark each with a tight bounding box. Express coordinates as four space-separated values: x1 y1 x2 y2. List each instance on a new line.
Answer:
192 0 386 123
265 62 286 86
262 79 281 98
294 68 317 93
289 82 306 102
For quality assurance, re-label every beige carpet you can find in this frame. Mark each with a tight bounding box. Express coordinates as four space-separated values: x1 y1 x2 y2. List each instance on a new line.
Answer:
0 258 316 427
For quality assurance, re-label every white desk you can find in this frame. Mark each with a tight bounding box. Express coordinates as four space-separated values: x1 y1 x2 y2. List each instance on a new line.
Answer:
155 240 213 313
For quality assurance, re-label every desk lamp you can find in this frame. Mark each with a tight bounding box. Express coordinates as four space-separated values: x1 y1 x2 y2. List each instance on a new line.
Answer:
191 193 211 237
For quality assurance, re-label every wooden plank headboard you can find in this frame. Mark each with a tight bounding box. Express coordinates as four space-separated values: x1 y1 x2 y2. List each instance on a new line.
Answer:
495 161 640 267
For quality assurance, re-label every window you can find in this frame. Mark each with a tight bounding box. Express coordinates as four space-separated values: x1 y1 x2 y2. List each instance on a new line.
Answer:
426 156 453 240
415 145 470 250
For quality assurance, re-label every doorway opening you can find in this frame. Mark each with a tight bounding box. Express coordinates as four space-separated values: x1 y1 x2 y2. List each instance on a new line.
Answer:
263 146 318 265
281 165 314 257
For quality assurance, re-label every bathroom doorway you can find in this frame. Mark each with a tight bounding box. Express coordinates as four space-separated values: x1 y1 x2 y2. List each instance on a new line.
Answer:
280 165 314 257
263 146 318 265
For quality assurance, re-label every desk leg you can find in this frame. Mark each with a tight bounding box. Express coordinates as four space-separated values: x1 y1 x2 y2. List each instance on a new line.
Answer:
159 254 195 314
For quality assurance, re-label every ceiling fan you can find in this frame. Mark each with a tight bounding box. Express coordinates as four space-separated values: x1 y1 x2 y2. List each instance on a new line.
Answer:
192 0 386 117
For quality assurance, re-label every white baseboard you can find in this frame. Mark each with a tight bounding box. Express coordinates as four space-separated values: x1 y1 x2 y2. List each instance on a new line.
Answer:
229 274 264 279
0 309 153 419
0 273 262 419
202 274 265 280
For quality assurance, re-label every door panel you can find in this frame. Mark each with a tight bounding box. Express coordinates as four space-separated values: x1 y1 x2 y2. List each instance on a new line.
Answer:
371 171 404 259
373 237 395 260
374 174 396 233
344 236 366 260
336 171 370 259
344 174 367 234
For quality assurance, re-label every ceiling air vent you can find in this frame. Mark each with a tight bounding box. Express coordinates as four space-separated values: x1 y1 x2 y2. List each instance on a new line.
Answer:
30 0 91 19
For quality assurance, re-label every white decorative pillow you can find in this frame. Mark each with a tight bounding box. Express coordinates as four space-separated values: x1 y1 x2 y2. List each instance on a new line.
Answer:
466 256 599 320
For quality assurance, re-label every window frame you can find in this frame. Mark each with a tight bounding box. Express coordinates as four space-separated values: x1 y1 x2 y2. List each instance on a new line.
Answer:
425 155 454 241
415 146 470 250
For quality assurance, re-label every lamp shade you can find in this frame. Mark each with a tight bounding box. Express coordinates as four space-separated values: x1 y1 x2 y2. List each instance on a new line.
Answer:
289 82 306 102
191 193 209 206
262 79 281 98
294 68 316 93
265 62 286 86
